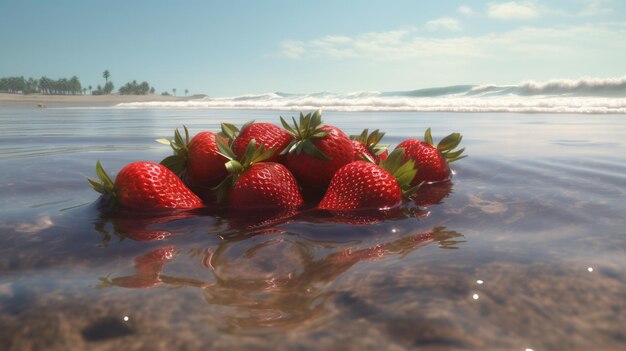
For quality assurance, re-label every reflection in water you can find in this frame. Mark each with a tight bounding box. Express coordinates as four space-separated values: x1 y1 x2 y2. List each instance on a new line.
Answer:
90 178 454 244
412 181 453 207
0 215 55 234
94 209 204 244
103 226 463 334
100 246 177 289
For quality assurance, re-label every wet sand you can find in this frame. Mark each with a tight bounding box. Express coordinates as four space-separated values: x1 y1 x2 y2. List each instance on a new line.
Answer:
0 93 204 108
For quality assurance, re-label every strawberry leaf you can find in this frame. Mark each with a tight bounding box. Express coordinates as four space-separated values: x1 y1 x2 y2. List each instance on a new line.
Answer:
215 137 237 160
437 133 462 151
447 155 467 163
225 160 243 174
160 155 187 176
303 140 330 160
424 128 434 145
88 161 117 203
350 128 388 158
359 151 376 163
280 110 331 160
212 175 235 204
441 147 465 159
381 149 417 197
219 122 240 142
280 116 296 134
155 138 172 145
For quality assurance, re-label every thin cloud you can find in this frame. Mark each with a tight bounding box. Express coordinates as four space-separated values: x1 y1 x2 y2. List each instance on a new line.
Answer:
458 5 476 15
278 23 626 62
280 40 306 59
426 17 462 31
487 1 542 19
577 0 613 16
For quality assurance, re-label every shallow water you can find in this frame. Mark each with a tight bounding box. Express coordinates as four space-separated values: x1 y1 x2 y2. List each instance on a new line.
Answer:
1 107 625 350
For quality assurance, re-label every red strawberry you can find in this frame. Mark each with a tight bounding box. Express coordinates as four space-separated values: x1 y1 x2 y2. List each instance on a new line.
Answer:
158 126 228 188
280 110 354 189
228 122 293 163
396 128 466 184
318 149 418 211
350 129 389 163
88 161 203 210
214 139 303 210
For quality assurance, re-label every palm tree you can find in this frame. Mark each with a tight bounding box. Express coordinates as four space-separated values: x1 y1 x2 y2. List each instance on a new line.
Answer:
103 70 110 84
184 89 188 96
172 88 176 96
88 85 92 94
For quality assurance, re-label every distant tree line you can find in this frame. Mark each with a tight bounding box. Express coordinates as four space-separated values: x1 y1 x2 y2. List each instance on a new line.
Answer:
92 82 115 95
119 80 155 95
1 70 173 96
0 76 83 95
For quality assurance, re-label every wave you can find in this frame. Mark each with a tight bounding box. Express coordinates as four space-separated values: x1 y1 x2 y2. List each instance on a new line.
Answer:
469 76 626 97
115 76 626 114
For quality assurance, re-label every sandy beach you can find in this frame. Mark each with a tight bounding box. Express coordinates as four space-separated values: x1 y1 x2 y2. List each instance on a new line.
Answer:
0 93 204 108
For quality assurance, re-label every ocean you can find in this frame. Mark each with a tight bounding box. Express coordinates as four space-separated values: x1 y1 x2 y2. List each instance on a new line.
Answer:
115 76 626 113
1 105 625 350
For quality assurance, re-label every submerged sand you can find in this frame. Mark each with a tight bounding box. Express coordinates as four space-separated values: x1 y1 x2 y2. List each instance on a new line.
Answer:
0 93 204 108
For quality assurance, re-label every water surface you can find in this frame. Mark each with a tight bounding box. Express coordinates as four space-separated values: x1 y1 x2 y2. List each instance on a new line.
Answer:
1 108 625 350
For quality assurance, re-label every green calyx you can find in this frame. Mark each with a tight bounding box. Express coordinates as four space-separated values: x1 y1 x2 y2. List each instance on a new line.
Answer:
380 149 421 198
279 110 330 160
424 128 467 163
156 125 190 177
218 120 255 145
212 137 274 203
87 160 117 205
350 128 389 158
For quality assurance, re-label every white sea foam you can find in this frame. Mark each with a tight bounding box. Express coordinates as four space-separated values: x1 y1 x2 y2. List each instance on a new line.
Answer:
115 76 626 114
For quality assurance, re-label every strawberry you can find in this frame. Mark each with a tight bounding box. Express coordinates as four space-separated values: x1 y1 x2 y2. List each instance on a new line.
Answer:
214 139 303 210
318 149 418 211
350 129 389 163
396 128 466 184
88 161 203 210
157 126 228 189
280 110 354 189
224 122 294 164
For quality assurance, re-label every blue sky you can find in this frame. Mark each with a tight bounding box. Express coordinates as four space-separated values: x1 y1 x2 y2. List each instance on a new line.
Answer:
1 0 624 96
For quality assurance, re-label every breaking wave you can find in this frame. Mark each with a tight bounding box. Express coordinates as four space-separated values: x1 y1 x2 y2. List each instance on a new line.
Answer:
116 76 626 114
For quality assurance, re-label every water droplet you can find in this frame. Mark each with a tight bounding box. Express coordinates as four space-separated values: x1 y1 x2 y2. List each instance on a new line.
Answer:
123 316 129 322
476 280 483 284
472 293 479 300
587 267 593 272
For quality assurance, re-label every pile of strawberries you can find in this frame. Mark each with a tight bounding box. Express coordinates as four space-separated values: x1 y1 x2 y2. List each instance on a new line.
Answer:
89 110 465 214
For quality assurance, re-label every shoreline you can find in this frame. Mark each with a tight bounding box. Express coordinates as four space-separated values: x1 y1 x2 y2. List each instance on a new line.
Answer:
0 93 204 108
